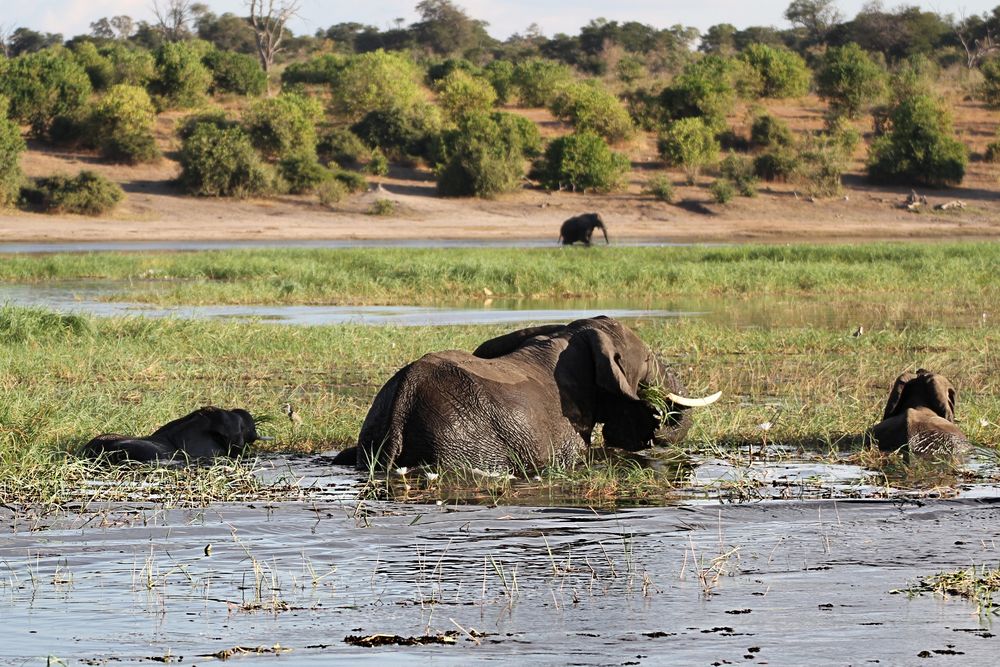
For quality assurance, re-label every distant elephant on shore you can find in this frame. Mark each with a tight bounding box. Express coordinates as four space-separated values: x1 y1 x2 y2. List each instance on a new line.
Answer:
870 370 967 455
559 213 609 246
334 316 720 471
82 406 264 463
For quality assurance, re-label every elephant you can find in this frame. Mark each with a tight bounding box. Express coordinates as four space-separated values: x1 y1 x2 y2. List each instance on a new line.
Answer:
335 316 720 471
870 370 968 455
81 406 264 463
559 213 609 246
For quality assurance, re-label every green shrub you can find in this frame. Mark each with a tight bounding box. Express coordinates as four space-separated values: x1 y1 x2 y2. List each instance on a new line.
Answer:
316 178 348 206
823 115 861 156
179 123 270 197
242 92 323 160
659 56 742 132
754 148 799 181
484 60 515 105
332 169 368 193
642 174 674 202
739 43 811 99
533 131 630 193
176 111 236 140
985 135 1000 163
366 147 390 176
72 41 114 90
368 198 397 215
980 58 1000 108
493 111 543 157
278 153 330 194
616 56 646 84
622 86 661 131
512 58 574 107
281 54 347 86
549 80 634 142
330 50 424 120
203 50 266 96
317 127 370 166
0 50 92 138
890 54 937 103
0 96 25 208
750 113 793 149
350 103 442 162
151 42 212 109
103 44 156 87
816 43 886 119
867 94 967 187
436 112 526 198
797 136 846 197
22 170 123 215
709 178 735 204
436 70 497 119
658 117 720 184
92 84 160 164
426 58 481 84
719 152 758 196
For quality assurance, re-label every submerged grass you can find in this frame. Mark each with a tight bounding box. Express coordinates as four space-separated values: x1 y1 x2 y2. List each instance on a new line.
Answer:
905 564 1000 617
1 242 998 305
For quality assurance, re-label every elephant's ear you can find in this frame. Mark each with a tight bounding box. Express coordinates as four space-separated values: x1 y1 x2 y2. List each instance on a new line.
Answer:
584 328 639 401
883 372 917 420
930 380 956 422
474 323 567 358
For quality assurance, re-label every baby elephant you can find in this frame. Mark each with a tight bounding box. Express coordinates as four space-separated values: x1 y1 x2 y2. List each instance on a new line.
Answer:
559 213 609 246
870 370 968 455
82 406 263 463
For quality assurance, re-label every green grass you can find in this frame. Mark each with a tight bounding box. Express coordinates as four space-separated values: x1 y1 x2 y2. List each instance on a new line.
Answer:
1 242 998 305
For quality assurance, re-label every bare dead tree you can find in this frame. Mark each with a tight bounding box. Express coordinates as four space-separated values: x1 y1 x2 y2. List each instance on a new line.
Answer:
0 24 15 57
247 0 301 75
110 15 136 40
954 10 1000 69
151 0 195 42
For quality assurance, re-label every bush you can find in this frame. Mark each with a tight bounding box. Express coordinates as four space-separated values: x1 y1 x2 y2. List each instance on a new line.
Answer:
533 131 630 193
436 70 497 119
332 169 368 193
281 54 347 86
484 60 515 105
179 123 271 197
316 178 348 206
22 170 123 215
890 54 938 104
867 94 967 188
739 44 811 99
151 42 212 109
512 58 574 107
719 152 758 196
754 148 799 181
103 44 156 87
203 50 267 96
72 41 114 90
0 50 92 138
317 127 370 166
368 198 397 215
278 153 330 194
436 112 526 198
350 103 442 162
426 58 481 84
659 56 742 132
493 111 542 157
642 174 674 202
823 115 861 156
816 43 886 119
176 111 236 140
750 113 793 149
548 80 634 142
797 136 846 197
709 178 735 204
242 92 323 160
980 58 1000 108
0 96 25 208
92 84 160 164
330 50 424 120
658 117 720 184
985 135 1000 163
622 86 661 131
366 147 389 176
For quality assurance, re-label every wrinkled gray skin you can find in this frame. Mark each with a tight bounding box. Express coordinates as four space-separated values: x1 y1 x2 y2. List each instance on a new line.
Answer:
82 406 261 463
870 370 967 455
337 316 697 472
559 213 609 246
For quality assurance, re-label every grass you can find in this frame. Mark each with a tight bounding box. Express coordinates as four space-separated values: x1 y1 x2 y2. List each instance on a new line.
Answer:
0 243 998 506
0 243 998 306
904 564 1000 617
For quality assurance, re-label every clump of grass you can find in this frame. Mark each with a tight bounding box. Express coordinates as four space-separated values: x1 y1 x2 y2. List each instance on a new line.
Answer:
904 564 1000 617
641 174 674 202
368 198 396 216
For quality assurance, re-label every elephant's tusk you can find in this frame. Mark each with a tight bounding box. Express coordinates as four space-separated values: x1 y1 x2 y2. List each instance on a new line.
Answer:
256 436 275 441
666 391 722 408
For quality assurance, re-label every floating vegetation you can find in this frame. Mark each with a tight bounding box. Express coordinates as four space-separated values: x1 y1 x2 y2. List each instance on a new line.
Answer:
902 564 1000 617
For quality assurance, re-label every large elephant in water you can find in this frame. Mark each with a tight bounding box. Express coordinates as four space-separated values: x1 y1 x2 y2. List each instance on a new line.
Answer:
870 370 967 455
336 316 720 471
82 406 264 463
559 213 609 246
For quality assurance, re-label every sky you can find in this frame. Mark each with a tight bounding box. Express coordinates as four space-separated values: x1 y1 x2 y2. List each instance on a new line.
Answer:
5 0 998 41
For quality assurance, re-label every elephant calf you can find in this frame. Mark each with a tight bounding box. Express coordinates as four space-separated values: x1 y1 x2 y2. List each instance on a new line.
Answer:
82 406 263 463
337 316 719 471
559 213 609 246
870 370 968 456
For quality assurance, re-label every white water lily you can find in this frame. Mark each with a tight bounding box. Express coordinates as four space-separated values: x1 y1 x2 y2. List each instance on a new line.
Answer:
424 472 439 481
981 418 991 427
394 467 409 476
758 421 773 431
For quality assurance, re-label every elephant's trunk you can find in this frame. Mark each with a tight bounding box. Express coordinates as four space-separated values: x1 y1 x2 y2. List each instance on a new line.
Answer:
599 224 609 244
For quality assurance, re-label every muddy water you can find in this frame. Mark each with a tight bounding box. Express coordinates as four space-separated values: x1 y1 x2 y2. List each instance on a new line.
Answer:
3 491 1000 666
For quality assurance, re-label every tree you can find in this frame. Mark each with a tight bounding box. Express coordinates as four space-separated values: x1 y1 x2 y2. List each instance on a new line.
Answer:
0 50 92 137
739 43 811 98
533 131 630 192
0 95 25 208
784 0 842 45
152 0 198 42
413 0 490 56
548 80 634 142
815 42 885 118
246 0 300 75
197 12 257 54
110 16 136 40
436 70 496 119
953 9 1000 69
330 50 424 120
92 84 160 163
657 117 720 184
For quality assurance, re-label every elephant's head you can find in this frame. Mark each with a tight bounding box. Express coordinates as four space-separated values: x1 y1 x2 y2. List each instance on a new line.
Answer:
882 369 956 423
149 406 262 457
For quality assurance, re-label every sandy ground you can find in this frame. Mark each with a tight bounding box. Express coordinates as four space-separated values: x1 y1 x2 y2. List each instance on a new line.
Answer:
2 98 998 245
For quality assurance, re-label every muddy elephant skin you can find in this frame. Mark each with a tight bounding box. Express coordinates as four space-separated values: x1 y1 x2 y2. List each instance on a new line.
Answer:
870 370 967 455
559 213 609 246
340 316 712 471
82 406 262 463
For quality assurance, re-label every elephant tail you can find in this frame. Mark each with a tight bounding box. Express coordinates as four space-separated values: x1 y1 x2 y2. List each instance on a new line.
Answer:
357 365 416 471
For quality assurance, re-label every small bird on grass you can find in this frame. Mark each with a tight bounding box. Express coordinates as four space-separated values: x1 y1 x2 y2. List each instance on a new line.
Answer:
282 403 302 427
852 325 864 338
